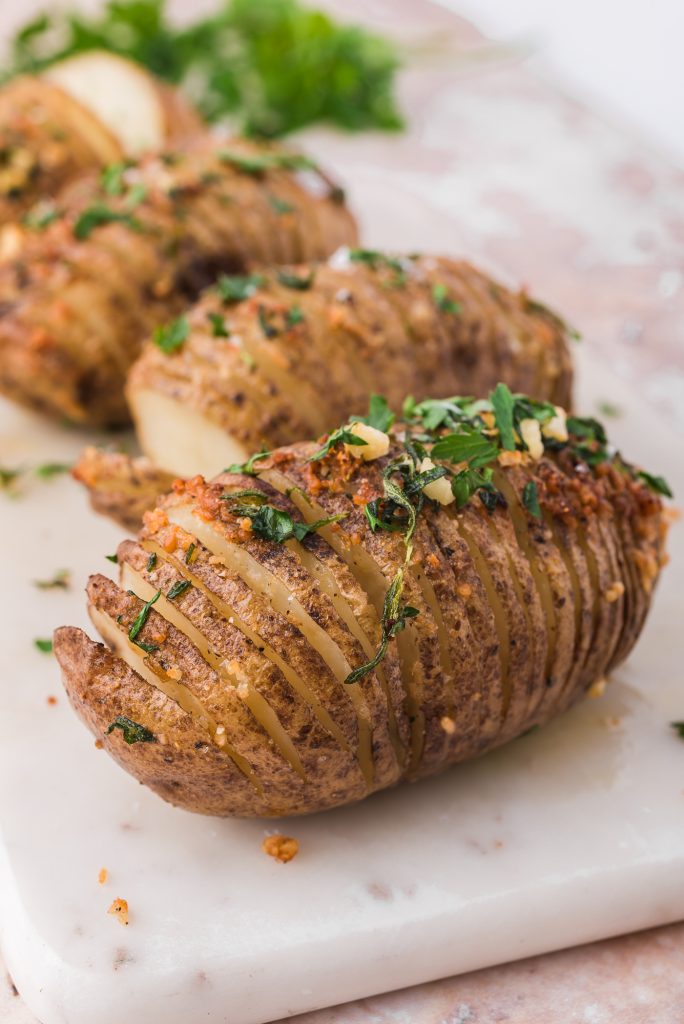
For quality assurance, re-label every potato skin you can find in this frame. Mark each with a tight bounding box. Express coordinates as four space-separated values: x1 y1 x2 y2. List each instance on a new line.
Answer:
128 254 573 458
54 421 667 818
0 141 357 426
72 448 177 533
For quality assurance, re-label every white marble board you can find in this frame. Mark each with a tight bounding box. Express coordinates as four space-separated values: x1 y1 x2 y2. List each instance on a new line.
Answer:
0 347 683 1024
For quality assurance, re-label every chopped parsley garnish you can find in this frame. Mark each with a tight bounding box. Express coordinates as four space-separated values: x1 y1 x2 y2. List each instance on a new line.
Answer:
285 305 305 327
671 722 684 739
22 202 60 230
218 150 317 175
34 638 53 653
308 426 367 462
432 282 460 315
106 716 156 744
597 400 622 418
522 480 542 518
185 543 196 564
34 569 70 590
100 161 132 195
105 553 118 564
35 462 71 479
431 428 498 466
73 203 141 240
268 195 295 214
146 553 157 571
348 249 409 286
352 393 395 433
167 580 191 600
128 590 161 652
222 491 345 543
153 315 189 354
0 466 21 490
7 1 402 139
225 449 271 475
207 312 229 337
277 269 314 290
217 274 264 303
490 383 516 451
636 471 673 498
257 305 278 338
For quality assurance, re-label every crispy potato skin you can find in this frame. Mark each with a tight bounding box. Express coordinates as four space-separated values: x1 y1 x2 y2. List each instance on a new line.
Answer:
0 141 357 426
73 447 177 532
54 434 667 818
128 255 573 457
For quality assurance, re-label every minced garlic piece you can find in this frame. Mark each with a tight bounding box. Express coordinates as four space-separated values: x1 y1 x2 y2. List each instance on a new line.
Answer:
605 581 625 603
519 418 544 460
262 834 299 863
107 898 129 925
440 715 456 735
542 406 569 443
587 678 607 699
497 449 523 468
344 421 390 461
418 457 455 505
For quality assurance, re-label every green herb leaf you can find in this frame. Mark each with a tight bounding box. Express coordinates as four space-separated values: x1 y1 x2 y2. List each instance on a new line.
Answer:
285 305 305 327
308 427 367 462
219 149 317 175
153 315 189 354
105 553 118 564
353 394 395 433
0 466 22 490
636 471 673 498
206 312 228 337
216 273 264 303
431 428 499 467
22 202 60 230
34 569 70 590
100 161 132 195
268 194 295 214
225 449 271 475
490 383 516 451
522 480 542 518
432 282 461 315
73 203 141 240
257 305 278 338
146 553 157 571
277 269 314 290
34 638 53 653
671 721 684 739
167 580 191 600
185 543 196 564
128 590 161 649
35 462 71 479
222 493 345 543
106 715 156 744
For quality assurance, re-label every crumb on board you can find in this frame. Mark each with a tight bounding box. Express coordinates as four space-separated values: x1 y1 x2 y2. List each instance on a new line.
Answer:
94 739 104 750
46 695 58 706
107 898 129 925
262 834 299 863
98 867 108 885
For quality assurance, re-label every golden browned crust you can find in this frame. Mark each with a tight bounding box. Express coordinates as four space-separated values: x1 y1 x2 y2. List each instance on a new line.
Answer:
73 447 177 532
0 141 357 426
54 408 667 818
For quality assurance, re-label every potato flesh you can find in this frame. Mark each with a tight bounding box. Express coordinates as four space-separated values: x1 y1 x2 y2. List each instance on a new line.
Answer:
132 389 249 479
44 52 167 154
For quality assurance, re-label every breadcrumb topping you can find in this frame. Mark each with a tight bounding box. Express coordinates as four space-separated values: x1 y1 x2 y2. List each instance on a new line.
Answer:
262 834 299 863
107 898 129 925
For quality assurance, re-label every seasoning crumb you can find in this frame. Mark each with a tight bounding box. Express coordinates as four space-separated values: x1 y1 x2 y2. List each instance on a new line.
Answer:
46 695 58 706
108 898 129 925
94 739 104 750
98 867 108 885
440 715 456 735
457 583 472 599
262 834 299 863
587 677 607 699
605 581 625 603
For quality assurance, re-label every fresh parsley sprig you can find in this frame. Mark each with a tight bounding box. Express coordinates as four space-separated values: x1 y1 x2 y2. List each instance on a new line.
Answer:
221 491 345 543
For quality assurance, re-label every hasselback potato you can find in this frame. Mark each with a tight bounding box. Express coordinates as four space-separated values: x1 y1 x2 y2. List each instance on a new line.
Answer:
127 249 575 478
0 141 356 426
54 388 669 817
0 59 200 223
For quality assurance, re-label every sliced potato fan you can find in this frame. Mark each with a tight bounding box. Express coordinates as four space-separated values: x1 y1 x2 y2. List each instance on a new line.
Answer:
55 391 669 817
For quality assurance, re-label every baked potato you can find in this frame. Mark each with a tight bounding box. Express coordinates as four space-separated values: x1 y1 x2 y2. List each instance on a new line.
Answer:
54 388 669 817
127 249 575 478
0 54 201 222
0 141 356 426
